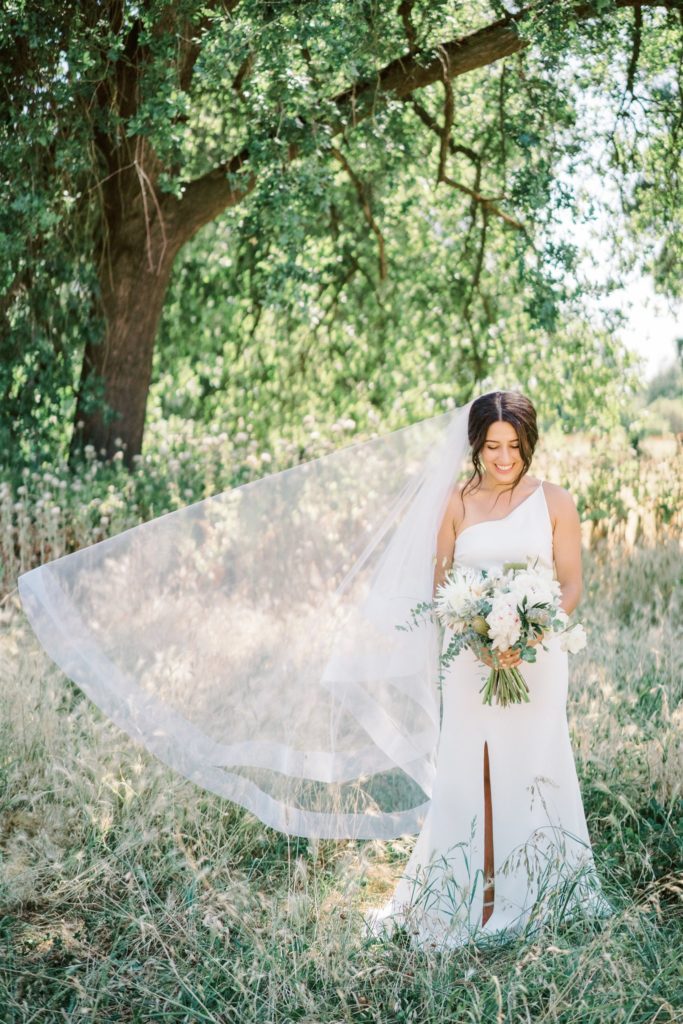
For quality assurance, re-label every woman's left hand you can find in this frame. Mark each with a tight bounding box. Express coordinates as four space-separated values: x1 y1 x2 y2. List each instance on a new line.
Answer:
492 646 521 669
493 631 544 670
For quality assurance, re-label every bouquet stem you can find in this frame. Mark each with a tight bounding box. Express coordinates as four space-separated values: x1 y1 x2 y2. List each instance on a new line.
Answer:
479 666 530 707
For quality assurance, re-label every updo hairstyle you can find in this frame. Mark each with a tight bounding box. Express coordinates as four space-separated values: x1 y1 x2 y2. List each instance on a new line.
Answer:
460 390 539 514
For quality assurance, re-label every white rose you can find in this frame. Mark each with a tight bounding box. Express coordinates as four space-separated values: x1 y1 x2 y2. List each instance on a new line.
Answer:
559 624 587 654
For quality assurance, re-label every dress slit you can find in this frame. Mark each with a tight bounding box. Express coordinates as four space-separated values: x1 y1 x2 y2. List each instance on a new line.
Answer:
482 739 495 925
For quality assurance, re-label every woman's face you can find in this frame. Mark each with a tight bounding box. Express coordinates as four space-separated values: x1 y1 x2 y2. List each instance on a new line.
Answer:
480 420 522 484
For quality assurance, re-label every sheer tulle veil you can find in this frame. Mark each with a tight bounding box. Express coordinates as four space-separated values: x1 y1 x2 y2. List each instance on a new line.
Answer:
18 394 480 839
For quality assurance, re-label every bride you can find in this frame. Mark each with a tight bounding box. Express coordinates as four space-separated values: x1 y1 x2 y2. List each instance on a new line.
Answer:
17 387 612 948
363 390 612 948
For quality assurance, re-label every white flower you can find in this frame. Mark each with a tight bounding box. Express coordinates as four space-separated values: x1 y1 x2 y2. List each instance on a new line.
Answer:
468 574 490 600
435 575 471 622
490 592 520 618
489 623 521 651
435 567 484 627
507 569 560 608
487 603 521 650
559 624 587 654
554 607 570 628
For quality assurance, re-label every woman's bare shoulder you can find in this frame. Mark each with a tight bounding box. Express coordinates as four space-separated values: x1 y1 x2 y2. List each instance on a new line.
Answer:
541 481 580 526
449 481 468 531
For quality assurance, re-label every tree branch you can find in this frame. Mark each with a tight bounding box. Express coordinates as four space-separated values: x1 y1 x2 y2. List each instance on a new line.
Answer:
175 0 682 238
397 0 418 53
405 93 522 228
406 97 480 165
626 3 643 96
440 174 526 230
231 49 255 96
330 146 387 281
435 45 455 183
176 1 245 93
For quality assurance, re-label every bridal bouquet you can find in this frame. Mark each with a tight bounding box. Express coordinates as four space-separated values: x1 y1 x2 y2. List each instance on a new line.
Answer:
400 557 587 707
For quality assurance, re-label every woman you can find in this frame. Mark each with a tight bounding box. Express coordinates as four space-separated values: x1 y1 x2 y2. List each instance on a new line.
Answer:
17 388 611 943
364 391 612 948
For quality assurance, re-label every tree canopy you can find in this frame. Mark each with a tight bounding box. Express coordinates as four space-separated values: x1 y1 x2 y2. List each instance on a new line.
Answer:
1 0 682 468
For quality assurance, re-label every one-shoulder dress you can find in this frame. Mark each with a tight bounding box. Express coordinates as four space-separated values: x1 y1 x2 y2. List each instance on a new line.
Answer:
364 479 613 948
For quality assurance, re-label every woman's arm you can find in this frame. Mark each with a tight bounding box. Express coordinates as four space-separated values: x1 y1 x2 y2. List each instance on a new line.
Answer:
433 488 461 599
549 485 583 616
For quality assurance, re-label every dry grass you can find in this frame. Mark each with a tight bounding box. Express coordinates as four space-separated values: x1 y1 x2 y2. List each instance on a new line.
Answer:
0 530 681 1022
0 427 681 1021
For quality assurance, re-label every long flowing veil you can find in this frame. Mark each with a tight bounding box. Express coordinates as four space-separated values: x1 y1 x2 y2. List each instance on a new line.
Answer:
17 397 475 839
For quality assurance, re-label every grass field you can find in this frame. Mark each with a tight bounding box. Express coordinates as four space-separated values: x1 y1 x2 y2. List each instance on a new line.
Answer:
1 526 681 1022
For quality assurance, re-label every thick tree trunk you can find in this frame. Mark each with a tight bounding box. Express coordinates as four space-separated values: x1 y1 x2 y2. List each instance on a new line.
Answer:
70 246 179 469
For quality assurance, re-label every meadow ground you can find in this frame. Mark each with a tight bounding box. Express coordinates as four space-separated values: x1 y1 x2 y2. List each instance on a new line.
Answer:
0 431 681 1022
0 533 681 1023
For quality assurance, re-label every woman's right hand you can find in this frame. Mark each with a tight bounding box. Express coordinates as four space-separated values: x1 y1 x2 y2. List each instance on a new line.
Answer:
471 638 519 670
472 631 544 670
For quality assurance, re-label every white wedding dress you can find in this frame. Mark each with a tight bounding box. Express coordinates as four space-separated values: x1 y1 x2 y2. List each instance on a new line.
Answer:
364 480 613 949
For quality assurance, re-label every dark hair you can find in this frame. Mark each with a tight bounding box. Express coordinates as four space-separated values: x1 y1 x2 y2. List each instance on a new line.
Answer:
460 390 539 514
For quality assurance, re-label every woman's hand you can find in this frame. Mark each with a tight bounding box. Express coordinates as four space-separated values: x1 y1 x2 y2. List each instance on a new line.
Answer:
477 644 520 670
472 632 544 670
